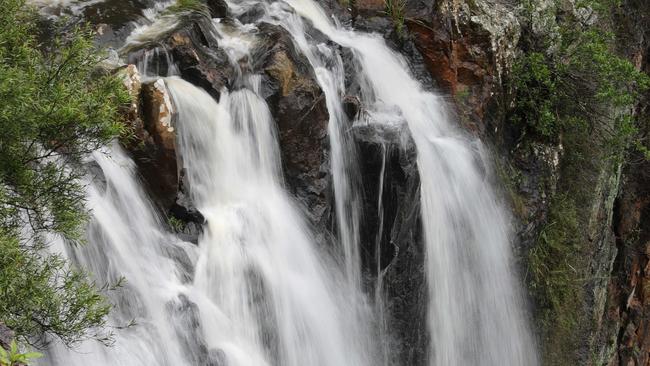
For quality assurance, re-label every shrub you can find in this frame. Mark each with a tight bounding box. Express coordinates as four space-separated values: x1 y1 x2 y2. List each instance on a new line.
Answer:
0 0 129 347
510 0 649 145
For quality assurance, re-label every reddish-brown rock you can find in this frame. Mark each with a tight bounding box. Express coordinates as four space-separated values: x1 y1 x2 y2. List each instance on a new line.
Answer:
124 78 179 209
406 17 499 136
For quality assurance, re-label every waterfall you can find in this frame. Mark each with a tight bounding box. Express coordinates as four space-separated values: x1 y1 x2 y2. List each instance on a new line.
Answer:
168 77 374 366
40 0 537 365
46 146 198 365
272 1 539 364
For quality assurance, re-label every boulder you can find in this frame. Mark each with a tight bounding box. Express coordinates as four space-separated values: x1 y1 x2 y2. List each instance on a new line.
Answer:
251 23 332 227
119 63 206 242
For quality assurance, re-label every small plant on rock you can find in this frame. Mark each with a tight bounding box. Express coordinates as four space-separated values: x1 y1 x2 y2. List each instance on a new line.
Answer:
384 0 406 36
0 340 42 366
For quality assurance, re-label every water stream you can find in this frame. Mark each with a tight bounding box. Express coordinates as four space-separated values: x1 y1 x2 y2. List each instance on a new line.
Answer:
39 0 538 365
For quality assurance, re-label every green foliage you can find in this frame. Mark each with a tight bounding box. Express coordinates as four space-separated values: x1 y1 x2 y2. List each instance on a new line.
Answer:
0 340 43 366
511 52 561 138
0 231 111 348
167 216 185 232
510 0 650 145
384 0 406 36
0 0 130 240
516 0 650 362
528 195 582 363
0 0 129 348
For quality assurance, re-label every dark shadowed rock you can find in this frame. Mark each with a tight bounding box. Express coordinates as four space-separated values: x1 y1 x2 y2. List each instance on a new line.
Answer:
354 124 427 366
342 95 360 120
167 294 225 366
206 0 229 18
163 18 234 99
250 23 332 227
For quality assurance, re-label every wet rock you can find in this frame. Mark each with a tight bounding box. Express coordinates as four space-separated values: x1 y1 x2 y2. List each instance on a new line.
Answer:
163 18 234 99
236 3 266 24
167 294 224 366
206 0 229 18
404 0 519 136
354 124 427 366
162 243 195 283
121 74 206 239
134 78 179 209
342 95 360 120
126 14 234 100
251 23 331 227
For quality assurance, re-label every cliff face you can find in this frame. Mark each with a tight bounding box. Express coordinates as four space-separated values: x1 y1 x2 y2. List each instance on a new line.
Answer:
605 1 650 365
349 0 648 364
75 0 649 364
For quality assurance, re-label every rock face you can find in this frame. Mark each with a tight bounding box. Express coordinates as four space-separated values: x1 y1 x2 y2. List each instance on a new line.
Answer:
354 124 427 365
608 153 650 366
122 14 331 232
251 23 332 227
107 0 650 364
404 0 519 136
603 2 650 364
124 77 179 210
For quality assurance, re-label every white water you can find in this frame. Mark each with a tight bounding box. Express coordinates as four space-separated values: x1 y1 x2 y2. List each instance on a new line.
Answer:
46 146 197 366
41 0 537 365
268 2 539 364
169 76 375 366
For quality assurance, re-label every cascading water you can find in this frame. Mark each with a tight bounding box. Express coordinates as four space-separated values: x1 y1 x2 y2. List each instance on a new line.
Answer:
168 76 375 366
46 145 199 366
266 2 539 364
39 0 538 365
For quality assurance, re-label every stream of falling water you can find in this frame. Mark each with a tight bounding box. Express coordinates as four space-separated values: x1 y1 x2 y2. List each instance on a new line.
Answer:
266 2 540 364
40 0 538 365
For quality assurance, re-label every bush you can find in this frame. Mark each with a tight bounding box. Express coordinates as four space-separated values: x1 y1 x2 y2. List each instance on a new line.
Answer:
0 0 129 347
0 232 112 348
510 0 649 145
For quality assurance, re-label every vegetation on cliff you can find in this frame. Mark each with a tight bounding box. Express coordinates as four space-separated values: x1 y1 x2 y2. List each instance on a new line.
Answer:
511 0 650 364
0 0 128 350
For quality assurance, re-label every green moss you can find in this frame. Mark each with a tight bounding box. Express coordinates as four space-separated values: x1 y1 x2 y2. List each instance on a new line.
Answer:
494 158 528 222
